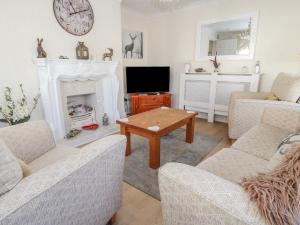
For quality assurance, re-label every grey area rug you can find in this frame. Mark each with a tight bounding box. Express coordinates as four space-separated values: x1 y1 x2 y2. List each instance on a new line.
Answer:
123 128 221 200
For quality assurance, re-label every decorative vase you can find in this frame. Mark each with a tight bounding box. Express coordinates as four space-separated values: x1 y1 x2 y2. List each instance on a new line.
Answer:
184 63 191 74
76 42 89 60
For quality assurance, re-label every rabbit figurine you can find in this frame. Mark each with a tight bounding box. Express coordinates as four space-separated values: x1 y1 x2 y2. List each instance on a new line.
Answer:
37 38 47 58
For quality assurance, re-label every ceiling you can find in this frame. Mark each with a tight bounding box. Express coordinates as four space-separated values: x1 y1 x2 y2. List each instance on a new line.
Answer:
122 0 210 14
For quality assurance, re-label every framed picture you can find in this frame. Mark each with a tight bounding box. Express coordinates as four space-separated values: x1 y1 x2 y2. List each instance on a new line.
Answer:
122 30 143 59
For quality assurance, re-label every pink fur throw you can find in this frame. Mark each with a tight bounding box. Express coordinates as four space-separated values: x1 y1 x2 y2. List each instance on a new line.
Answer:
241 144 300 225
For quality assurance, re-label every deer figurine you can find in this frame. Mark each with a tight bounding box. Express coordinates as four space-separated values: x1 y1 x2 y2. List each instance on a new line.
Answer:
37 38 47 58
102 48 113 61
124 33 137 58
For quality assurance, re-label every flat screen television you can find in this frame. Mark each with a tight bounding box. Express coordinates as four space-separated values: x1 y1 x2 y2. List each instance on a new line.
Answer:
126 66 170 93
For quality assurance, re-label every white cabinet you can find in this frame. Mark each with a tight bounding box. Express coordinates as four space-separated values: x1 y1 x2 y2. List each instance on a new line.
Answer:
179 72 261 123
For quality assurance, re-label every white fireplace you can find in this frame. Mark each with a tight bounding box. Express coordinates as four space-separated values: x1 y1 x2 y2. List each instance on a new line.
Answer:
36 59 120 145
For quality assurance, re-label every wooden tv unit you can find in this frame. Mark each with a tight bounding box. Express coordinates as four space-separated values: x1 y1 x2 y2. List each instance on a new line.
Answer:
131 93 172 114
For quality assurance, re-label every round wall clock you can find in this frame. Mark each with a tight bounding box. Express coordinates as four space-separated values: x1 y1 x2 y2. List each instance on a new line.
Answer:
53 0 94 36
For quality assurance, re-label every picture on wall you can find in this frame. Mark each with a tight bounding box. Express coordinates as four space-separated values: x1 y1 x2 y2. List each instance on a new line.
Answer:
122 30 143 59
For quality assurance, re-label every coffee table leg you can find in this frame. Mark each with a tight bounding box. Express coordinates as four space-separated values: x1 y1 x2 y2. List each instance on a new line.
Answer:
186 117 195 143
120 125 131 156
149 136 160 169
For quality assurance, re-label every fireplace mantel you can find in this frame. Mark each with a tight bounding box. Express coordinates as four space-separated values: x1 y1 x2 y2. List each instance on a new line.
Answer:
36 59 120 142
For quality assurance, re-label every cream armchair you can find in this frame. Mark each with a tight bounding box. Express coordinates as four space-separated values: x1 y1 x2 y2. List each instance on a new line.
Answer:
228 73 300 140
0 120 126 225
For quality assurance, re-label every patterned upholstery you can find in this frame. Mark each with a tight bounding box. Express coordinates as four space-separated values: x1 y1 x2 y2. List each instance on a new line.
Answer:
228 73 300 139
0 120 126 225
159 163 266 225
0 121 56 163
197 148 269 184
271 73 300 102
0 140 22 196
159 107 297 225
262 108 300 132
228 98 300 139
29 145 78 172
232 124 291 160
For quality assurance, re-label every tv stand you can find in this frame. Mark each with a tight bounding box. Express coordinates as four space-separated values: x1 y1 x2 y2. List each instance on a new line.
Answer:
131 93 172 114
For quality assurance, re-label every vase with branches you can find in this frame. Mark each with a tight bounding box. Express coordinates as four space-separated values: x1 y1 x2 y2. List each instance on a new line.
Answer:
210 55 221 73
0 84 40 126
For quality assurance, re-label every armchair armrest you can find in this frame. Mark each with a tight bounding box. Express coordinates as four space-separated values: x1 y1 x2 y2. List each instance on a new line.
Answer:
159 163 265 225
0 135 126 225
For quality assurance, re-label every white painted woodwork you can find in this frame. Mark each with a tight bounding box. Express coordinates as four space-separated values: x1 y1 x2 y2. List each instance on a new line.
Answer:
36 59 120 144
179 72 260 123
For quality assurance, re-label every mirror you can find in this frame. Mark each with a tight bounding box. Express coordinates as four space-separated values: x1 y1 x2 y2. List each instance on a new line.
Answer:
195 13 258 60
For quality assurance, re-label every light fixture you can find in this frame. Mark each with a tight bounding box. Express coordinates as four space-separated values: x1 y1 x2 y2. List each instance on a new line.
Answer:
153 0 192 10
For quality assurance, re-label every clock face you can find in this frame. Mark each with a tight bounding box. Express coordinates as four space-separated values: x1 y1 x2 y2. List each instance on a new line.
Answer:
53 0 94 36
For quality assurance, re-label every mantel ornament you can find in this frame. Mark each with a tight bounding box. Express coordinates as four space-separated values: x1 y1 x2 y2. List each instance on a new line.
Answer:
76 42 89 60
102 48 114 61
37 38 47 58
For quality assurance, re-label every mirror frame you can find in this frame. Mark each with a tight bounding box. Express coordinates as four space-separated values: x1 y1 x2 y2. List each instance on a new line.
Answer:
195 12 259 61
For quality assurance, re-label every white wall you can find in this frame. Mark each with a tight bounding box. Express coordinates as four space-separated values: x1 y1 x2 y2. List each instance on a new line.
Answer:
0 0 125 124
122 8 150 67
123 0 300 107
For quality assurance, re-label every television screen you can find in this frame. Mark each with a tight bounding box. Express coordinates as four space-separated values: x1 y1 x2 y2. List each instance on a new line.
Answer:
126 67 170 93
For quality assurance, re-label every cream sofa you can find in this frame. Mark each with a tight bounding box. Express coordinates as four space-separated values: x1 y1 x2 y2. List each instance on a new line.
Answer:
159 108 300 225
228 73 300 140
0 121 126 225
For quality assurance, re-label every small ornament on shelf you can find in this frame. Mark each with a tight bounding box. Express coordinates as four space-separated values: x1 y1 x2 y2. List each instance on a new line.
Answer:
102 48 114 61
37 38 47 58
59 56 69 59
184 63 191 73
210 54 220 73
76 42 89 60
102 113 109 126
194 68 206 73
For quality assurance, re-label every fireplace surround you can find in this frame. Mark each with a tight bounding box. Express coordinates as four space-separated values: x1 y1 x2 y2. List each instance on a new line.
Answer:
36 59 120 145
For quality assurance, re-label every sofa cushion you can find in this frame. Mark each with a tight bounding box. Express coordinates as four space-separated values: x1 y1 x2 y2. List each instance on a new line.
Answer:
0 139 22 196
232 124 291 160
271 73 300 102
29 145 78 172
268 133 300 170
197 148 268 184
0 121 56 163
18 159 32 177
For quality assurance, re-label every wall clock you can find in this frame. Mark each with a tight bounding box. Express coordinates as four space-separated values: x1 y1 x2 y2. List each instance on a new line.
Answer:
53 0 94 36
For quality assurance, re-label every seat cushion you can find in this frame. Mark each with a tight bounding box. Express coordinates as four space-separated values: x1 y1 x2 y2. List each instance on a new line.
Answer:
197 148 268 184
232 124 291 160
29 145 78 172
0 139 22 196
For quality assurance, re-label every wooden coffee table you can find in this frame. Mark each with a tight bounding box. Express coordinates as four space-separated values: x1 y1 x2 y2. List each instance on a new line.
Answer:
116 108 198 169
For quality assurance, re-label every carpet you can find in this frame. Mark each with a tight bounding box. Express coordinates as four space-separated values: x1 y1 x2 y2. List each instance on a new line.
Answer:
123 128 221 199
